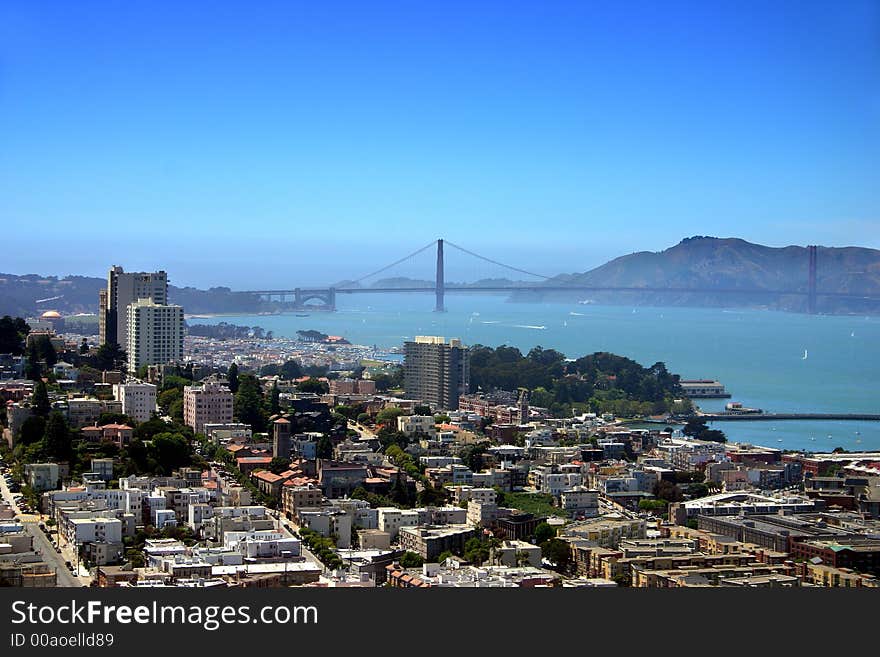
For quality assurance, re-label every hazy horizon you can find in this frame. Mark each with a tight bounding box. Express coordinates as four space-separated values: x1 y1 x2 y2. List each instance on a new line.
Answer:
3 1 879 289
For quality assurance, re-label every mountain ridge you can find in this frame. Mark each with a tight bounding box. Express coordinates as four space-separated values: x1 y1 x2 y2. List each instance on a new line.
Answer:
526 236 880 313
2 237 879 317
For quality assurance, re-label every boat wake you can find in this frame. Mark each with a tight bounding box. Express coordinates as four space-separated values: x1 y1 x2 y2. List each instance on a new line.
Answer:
513 324 546 330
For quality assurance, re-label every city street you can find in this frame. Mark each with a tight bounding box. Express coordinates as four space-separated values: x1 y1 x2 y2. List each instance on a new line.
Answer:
0 468 83 587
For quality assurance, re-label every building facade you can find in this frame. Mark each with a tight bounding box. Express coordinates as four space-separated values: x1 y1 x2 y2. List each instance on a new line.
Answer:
103 266 168 348
113 382 158 423
125 299 184 375
183 382 234 433
403 336 469 411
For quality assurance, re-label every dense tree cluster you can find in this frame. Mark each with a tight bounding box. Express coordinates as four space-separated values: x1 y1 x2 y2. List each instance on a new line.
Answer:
186 322 271 339
371 367 403 392
682 417 727 443
0 316 30 354
259 359 304 379
468 345 688 417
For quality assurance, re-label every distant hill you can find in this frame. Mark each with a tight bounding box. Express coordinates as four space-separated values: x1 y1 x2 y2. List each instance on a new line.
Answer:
3 238 879 318
0 274 271 318
518 237 880 313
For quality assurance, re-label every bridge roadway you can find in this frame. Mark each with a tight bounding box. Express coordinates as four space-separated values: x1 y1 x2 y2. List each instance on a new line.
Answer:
244 285 880 301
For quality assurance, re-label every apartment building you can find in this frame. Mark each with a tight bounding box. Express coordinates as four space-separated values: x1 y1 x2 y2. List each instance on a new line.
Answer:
183 382 234 433
113 381 158 423
125 299 184 375
102 266 168 347
403 336 469 411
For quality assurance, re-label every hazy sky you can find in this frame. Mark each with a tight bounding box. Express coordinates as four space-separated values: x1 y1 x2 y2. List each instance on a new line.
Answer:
2 1 879 289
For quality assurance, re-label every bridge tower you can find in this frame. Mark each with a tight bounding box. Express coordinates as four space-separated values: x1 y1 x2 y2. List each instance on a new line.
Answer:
807 245 817 315
435 238 445 312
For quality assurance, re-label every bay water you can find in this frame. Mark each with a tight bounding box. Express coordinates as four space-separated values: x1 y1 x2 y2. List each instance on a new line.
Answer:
192 293 880 453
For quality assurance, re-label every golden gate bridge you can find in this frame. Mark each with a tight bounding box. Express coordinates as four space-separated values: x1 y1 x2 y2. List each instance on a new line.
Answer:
240 240 875 314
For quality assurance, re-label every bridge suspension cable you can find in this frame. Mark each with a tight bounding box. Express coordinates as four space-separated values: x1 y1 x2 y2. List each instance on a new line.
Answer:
349 240 438 285
444 239 552 280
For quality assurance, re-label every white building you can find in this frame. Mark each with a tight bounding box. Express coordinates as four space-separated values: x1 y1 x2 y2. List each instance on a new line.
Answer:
125 299 184 375
63 516 123 547
104 266 168 348
450 486 497 506
560 486 599 518
183 382 234 433
224 530 301 559
24 463 60 493
397 415 437 437
113 382 158 423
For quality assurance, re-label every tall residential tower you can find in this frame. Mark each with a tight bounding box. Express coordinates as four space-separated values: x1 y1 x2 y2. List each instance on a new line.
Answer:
125 298 184 375
403 336 470 411
101 266 168 347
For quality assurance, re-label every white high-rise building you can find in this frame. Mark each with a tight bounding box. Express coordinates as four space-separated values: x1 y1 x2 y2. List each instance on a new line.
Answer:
125 299 184 375
113 382 158 423
102 266 168 347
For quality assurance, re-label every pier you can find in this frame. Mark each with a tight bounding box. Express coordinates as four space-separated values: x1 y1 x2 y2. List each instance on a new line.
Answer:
698 413 880 422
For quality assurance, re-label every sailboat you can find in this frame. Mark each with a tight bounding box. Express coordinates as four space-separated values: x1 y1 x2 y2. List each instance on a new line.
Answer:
802 349 808 360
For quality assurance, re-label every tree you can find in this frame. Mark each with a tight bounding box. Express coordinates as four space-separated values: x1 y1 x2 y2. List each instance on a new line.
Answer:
417 484 449 507
24 341 41 380
269 457 291 475
168 399 184 421
612 572 631 587
94 343 126 371
234 374 266 432
541 538 570 572
389 472 414 506
687 483 710 498
316 435 334 459
413 405 432 416
18 415 46 446
653 480 683 503
135 417 170 440
399 551 424 568
97 412 136 427
460 442 489 472
280 360 303 380
35 335 57 368
42 411 72 461
463 537 491 565
0 316 30 354
375 407 405 427
639 499 668 513
150 433 192 472
682 417 727 443
158 387 182 413
227 363 240 393
32 380 51 417
79 338 89 355
296 377 329 394
267 381 280 415
436 551 454 564
534 522 556 544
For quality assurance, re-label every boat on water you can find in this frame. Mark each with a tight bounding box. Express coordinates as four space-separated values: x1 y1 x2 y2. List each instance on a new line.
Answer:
802 349 808 360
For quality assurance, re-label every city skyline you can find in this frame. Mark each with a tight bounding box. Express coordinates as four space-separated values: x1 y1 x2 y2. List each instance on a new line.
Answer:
2 1 879 289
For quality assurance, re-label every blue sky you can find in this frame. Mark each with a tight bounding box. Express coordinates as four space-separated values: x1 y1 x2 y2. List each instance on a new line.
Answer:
2 1 878 289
